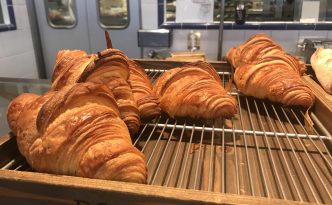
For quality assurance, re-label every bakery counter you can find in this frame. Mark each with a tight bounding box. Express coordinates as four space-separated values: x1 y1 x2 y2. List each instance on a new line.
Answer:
0 59 331 205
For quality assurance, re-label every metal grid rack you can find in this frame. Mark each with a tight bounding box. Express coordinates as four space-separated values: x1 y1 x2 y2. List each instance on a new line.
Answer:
1 67 332 204
134 69 332 204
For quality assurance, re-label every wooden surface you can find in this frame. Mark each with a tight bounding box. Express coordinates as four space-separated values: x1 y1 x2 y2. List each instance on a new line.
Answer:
302 75 332 136
0 169 318 205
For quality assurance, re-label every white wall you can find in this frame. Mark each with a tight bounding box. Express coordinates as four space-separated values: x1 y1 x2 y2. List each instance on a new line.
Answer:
0 0 38 78
141 1 331 60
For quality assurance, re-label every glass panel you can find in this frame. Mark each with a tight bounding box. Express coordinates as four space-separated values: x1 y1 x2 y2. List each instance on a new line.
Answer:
202 0 295 22
45 0 76 28
165 0 332 23
98 0 129 28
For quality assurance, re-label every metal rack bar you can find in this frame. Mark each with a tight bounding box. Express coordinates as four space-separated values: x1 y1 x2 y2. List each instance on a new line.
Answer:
310 112 332 139
147 70 160 79
294 111 332 170
253 99 287 200
245 98 270 198
1 156 25 170
262 102 304 202
143 123 329 139
133 124 148 146
150 121 178 184
221 72 226 194
208 124 215 192
164 122 187 186
146 118 170 165
193 125 205 190
282 108 332 201
236 93 254 196
271 105 321 204
232 118 240 195
221 123 226 193
134 116 161 147
177 124 196 188
302 111 332 159
145 69 232 76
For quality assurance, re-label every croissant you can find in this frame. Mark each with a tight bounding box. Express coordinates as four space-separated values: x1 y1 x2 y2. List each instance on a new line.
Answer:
227 34 306 74
128 60 161 119
235 57 315 108
310 48 332 94
51 49 140 135
227 34 314 108
80 49 140 134
153 61 237 119
7 93 40 136
52 50 87 83
7 83 147 183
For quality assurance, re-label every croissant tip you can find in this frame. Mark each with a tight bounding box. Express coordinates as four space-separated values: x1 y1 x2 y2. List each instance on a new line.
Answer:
104 30 113 49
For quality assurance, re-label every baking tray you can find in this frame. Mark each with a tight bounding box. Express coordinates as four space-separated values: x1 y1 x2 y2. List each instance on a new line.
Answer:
0 60 331 205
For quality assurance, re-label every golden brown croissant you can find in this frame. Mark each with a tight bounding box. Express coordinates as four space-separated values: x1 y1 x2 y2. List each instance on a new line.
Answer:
153 61 237 119
234 57 315 108
51 49 140 135
7 93 39 136
227 34 306 74
80 49 140 135
7 83 147 183
52 50 87 83
227 34 314 108
52 54 96 91
128 60 161 119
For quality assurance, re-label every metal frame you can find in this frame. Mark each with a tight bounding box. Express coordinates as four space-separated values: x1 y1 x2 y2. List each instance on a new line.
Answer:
44 0 78 29
96 0 130 30
0 0 16 32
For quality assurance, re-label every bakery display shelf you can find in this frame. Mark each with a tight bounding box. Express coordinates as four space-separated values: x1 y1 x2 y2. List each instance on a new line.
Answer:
0 60 331 205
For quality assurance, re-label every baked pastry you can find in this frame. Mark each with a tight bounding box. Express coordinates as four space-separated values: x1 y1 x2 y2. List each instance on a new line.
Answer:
7 83 147 183
227 34 306 74
79 49 140 135
227 33 314 108
234 57 315 108
51 49 140 135
128 60 161 119
310 48 332 94
7 93 40 136
52 50 87 83
52 54 96 91
153 61 237 119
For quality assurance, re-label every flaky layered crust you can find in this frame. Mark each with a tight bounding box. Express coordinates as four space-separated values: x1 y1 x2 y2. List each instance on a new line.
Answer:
235 58 315 108
128 60 161 119
7 93 39 135
310 48 332 94
226 34 306 74
226 33 314 108
15 92 55 159
51 48 140 135
80 49 140 135
52 50 87 83
154 61 237 119
7 83 147 184
52 54 96 91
